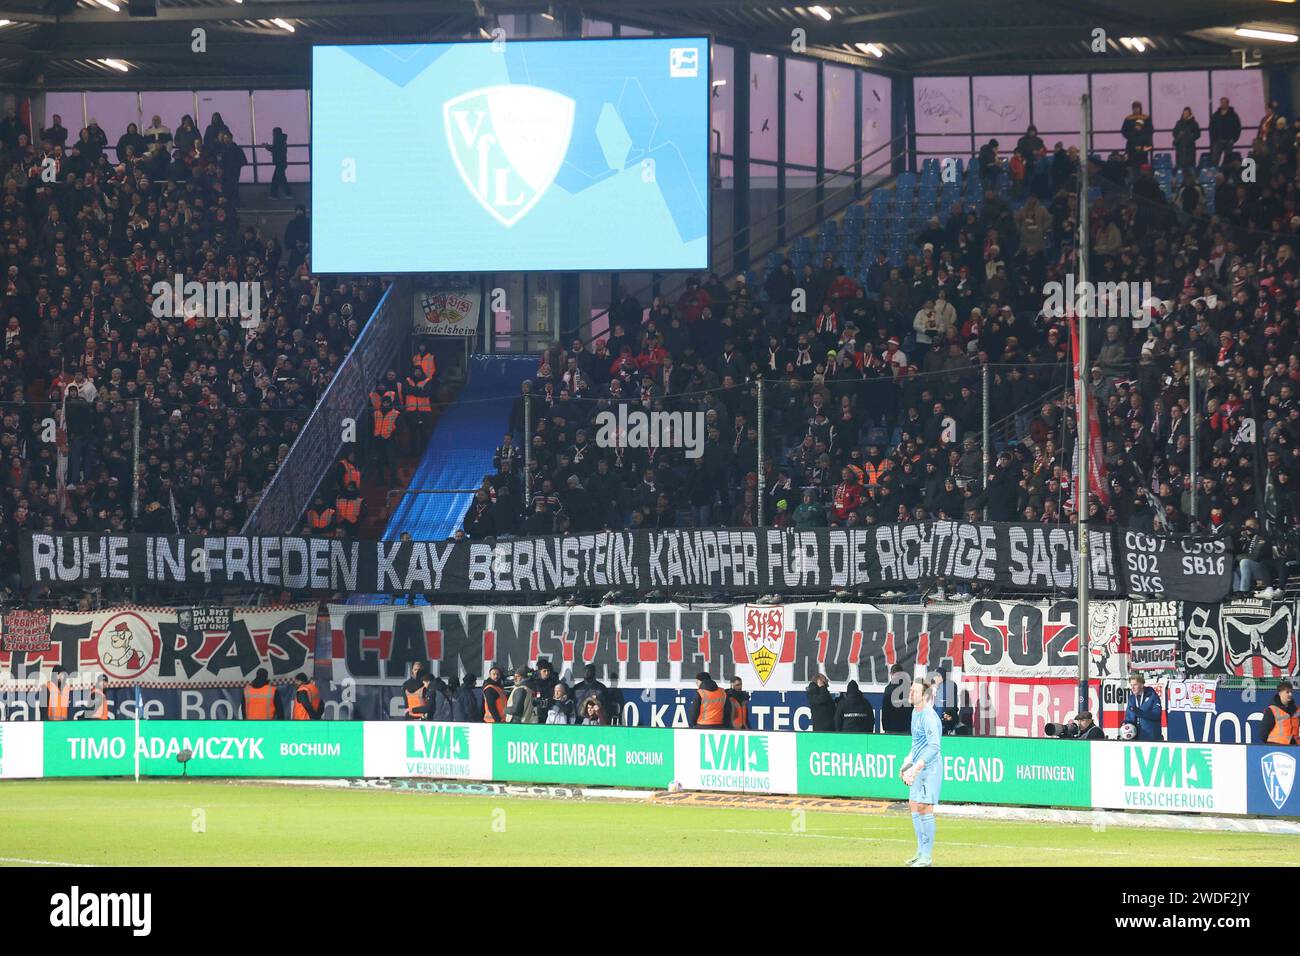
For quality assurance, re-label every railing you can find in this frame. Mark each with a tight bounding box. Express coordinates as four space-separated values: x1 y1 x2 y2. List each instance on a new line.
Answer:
575 131 911 346
242 279 413 535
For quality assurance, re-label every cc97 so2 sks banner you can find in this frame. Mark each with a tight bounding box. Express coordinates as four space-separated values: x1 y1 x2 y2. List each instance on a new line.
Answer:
0 605 316 687
310 38 710 273
19 524 1230 600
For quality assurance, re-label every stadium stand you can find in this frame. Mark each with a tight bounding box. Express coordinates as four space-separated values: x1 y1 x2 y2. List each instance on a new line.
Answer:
0 111 383 603
469 101 1300 599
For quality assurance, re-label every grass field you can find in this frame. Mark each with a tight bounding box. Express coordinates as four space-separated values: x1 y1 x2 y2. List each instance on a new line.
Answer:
0 780 1297 867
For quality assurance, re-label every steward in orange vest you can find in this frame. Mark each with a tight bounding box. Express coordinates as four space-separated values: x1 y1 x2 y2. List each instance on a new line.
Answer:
373 404 399 439
87 675 112 719
1262 681 1300 745
403 368 433 413
371 396 400 483
243 669 279 719
335 485 363 534
481 667 507 722
44 667 71 721
413 344 437 383
690 672 728 728
337 454 361 492
401 663 428 720
402 367 433 455
306 496 335 531
726 676 751 729
291 673 323 720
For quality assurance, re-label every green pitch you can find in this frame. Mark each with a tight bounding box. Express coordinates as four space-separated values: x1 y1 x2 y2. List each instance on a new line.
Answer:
0 780 1296 867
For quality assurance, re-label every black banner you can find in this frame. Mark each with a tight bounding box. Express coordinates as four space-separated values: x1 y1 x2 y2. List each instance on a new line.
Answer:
1182 598 1299 678
1117 530 1232 602
18 523 1229 600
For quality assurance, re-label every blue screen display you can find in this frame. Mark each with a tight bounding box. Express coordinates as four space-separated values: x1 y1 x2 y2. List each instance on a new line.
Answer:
311 38 711 273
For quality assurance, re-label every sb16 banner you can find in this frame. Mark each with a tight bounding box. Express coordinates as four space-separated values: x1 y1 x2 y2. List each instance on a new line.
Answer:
0 605 316 687
20 523 1227 598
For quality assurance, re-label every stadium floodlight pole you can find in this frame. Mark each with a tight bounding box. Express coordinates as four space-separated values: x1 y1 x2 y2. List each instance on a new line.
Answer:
132 398 141 521
1076 93 1092 716
1189 350 1198 527
756 376 766 527
981 363 990 517
523 389 533 511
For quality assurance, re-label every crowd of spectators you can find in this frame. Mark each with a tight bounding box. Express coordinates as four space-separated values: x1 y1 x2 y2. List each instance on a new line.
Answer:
0 106 383 603
469 95 1300 597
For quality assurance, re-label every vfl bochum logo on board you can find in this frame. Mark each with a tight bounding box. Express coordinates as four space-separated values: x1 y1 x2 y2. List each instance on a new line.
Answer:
443 85 575 227
1262 751 1296 810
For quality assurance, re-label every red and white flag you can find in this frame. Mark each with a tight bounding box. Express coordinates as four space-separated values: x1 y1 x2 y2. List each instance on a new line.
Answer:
1070 314 1109 507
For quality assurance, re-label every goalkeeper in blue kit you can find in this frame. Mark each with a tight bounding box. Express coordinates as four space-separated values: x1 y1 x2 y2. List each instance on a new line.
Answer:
900 676 942 867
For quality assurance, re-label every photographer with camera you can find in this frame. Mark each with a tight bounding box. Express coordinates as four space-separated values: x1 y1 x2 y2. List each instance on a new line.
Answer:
1044 710 1106 740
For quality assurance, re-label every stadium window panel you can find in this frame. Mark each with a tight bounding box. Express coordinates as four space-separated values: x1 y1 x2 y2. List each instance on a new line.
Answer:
823 63 854 173
914 76 971 137
86 91 141 147
861 71 892 174
784 57 817 168
252 89 311 182
1210 69 1266 147
1030 73 1087 141
139 91 198 135
1089 71 1149 137
582 18 613 36
1150 70 1209 152
713 44 734 159
43 92 85 133
198 90 253 181
972 75 1030 137
916 134 974 164
750 53 778 163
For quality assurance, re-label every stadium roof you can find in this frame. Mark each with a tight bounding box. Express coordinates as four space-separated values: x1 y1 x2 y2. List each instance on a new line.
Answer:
0 0 1296 88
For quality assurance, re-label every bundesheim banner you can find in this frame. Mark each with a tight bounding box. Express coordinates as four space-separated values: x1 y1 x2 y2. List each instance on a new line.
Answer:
414 289 480 336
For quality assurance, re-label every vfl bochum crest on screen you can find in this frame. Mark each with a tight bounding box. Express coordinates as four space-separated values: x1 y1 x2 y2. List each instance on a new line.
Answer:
443 85 576 227
1262 751 1296 810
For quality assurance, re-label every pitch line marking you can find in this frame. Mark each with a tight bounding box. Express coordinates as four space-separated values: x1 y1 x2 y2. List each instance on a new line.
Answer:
702 829 1296 865
0 857 93 867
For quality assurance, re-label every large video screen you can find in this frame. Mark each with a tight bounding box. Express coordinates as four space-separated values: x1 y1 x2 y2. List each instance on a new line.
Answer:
311 37 711 273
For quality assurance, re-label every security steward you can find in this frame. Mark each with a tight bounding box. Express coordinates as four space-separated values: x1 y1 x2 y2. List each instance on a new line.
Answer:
689 672 728 728
337 452 362 494
335 482 364 536
481 664 507 722
1262 680 1300 745
291 672 323 720
242 668 280 720
402 366 434 455
87 674 113 719
44 666 71 721
306 495 335 533
726 676 751 729
371 395 400 484
401 661 428 720
413 341 437 384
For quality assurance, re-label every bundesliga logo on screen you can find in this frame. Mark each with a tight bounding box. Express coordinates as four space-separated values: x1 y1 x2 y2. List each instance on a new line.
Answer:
443 85 575 227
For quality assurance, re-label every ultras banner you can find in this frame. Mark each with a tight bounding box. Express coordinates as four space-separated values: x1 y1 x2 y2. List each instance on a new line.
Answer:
18 524 1232 600
327 599 1131 694
0 605 316 687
